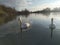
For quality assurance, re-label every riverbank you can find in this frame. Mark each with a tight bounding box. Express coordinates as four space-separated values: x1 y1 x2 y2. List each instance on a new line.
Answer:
0 5 17 25
0 5 30 25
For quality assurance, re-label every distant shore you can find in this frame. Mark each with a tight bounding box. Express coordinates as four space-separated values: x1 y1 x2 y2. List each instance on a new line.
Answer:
0 5 60 25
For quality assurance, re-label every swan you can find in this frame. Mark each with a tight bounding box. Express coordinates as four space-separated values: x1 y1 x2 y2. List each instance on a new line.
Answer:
18 17 30 29
49 18 56 29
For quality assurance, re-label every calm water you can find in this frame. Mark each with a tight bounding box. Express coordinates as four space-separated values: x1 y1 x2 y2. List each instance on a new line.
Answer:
0 12 60 45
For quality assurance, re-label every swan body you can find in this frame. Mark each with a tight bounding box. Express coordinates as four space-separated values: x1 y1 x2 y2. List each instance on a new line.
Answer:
49 24 55 29
21 23 30 29
18 17 30 29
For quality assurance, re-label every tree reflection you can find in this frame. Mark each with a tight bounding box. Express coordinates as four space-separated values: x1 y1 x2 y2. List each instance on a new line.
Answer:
40 12 50 17
21 14 29 18
0 15 16 25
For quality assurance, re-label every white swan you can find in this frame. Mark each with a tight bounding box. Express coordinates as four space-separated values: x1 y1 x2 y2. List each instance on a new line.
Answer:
18 17 30 29
49 18 56 29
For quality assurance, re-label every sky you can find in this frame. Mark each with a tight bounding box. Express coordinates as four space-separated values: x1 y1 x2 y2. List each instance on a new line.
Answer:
0 0 60 11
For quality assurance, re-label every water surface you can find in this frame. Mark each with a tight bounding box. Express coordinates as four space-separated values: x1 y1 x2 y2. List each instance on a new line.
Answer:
0 12 60 45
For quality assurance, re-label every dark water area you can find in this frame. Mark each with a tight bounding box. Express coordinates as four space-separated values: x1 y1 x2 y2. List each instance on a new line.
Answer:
0 12 60 45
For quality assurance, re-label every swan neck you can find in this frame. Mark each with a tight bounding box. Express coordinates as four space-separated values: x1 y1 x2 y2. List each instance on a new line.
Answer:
51 18 53 24
51 20 53 24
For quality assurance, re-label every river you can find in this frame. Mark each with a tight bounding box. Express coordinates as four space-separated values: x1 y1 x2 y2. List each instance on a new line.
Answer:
0 12 60 45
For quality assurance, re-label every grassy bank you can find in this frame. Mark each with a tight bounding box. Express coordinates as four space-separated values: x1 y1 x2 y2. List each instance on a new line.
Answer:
0 5 17 25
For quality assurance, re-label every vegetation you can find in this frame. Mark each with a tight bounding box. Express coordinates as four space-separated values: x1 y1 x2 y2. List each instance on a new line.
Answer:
32 7 60 13
0 5 17 25
41 8 50 12
0 5 30 25
32 8 51 13
0 5 17 16
52 7 60 12
17 9 30 15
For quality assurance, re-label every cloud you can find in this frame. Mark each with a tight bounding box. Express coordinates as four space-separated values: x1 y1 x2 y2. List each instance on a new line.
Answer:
16 0 32 11
0 0 32 11
29 0 60 11
0 0 17 7
0 0 60 11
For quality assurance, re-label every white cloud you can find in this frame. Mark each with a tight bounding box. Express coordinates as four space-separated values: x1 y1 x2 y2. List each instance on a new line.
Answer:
1 0 60 11
29 0 60 11
16 0 32 11
0 0 33 11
